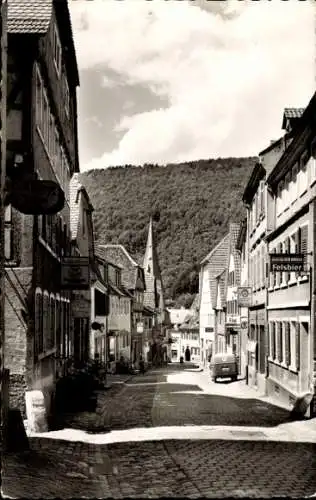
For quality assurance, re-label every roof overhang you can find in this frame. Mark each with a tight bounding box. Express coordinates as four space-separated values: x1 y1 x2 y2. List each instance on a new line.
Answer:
242 163 266 205
236 218 247 251
267 92 316 191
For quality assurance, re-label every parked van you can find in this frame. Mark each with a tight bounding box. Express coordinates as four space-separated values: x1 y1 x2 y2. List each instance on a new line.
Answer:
209 353 238 382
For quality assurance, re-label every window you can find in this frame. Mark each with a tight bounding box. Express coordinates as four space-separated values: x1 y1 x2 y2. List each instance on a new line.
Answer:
4 205 13 260
259 325 265 374
260 246 265 288
269 322 276 359
295 323 300 371
275 243 282 286
53 24 62 75
291 164 299 201
298 225 308 276
35 290 43 356
42 88 49 144
64 76 70 117
284 321 290 367
48 295 55 351
299 154 308 194
276 182 283 215
310 144 316 185
259 180 265 217
270 248 277 288
42 292 49 352
35 66 43 129
277 322 283 363
56 298 61 356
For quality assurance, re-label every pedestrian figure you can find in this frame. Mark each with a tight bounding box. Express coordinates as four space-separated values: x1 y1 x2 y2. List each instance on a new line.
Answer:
185 346 191 362
139 355 145 375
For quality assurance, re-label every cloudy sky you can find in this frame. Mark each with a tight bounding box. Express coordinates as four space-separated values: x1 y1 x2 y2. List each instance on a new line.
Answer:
69 0 315 172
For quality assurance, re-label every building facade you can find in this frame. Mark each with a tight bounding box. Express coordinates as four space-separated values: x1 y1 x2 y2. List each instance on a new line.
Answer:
265 99 316 412
200 234 230 357
224 223 241 367
199 262 215 368
5 0 79 418
235 218 249 379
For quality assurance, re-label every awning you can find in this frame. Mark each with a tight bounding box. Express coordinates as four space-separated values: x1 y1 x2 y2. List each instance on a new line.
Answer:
247 340 257 353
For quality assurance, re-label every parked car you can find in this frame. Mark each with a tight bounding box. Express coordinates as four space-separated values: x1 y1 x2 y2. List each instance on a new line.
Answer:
209 352 238 382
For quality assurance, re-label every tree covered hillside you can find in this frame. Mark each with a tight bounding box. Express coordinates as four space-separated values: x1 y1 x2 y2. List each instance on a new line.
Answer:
80 158 256 307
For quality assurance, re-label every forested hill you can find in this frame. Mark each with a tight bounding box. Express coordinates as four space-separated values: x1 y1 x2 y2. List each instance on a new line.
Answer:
80 157 256 307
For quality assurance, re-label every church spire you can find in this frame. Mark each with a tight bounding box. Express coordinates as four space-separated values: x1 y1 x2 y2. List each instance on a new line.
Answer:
143 217 166 321
143 216 161 279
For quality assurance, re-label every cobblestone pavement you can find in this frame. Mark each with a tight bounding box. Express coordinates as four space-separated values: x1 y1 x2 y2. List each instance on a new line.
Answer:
2 364 316 499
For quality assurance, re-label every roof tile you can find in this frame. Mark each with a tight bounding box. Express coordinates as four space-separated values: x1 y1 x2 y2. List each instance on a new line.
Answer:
8 0 52 34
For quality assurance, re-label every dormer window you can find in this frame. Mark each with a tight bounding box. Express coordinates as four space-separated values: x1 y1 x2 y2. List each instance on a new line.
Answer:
53 24 62 76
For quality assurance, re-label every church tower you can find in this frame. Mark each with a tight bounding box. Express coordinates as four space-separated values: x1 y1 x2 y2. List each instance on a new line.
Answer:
143 217 166 323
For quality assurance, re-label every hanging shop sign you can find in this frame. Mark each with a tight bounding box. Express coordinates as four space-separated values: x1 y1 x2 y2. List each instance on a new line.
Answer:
269 253 304 273
237 287 252 308
61 257 90 290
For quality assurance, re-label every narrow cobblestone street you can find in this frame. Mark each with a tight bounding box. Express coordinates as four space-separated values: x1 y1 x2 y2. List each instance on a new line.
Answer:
3 364 316 499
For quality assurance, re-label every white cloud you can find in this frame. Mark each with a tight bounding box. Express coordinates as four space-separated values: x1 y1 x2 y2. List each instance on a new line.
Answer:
70 0 315 170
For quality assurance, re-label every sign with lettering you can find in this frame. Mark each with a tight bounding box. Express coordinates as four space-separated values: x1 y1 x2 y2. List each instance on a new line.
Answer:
269 253 304 273
61 257 90 290
237 287 252 307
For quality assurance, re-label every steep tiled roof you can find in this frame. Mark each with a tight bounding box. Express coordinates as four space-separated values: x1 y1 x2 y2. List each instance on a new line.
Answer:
97 244 139 291
282 108 305 132
206 234 230 309
7 0 52 34
230 222 241 287
283 108 305 119
190 293 200 312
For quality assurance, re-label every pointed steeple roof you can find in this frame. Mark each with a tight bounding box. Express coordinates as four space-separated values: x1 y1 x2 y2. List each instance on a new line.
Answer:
143 217 167 323
143 217 161 279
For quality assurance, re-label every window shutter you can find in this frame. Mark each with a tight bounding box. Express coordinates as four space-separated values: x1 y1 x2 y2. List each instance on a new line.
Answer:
285 237 291 282
300 225 308 271
295 323 300 371
284 322 290 366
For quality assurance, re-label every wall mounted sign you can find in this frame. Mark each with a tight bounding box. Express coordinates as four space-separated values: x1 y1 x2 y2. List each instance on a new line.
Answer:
61 257 90 290
269 253 304 273
237 287 252 308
